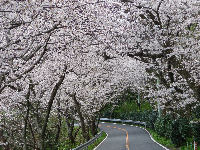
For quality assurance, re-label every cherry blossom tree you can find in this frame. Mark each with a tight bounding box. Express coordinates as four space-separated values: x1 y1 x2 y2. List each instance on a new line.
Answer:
119 0 200 114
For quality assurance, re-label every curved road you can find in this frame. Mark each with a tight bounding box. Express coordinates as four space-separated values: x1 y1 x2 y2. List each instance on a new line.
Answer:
95 123 167 150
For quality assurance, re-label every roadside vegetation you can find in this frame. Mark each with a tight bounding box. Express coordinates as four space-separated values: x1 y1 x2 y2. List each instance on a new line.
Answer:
87 132 107 150
148 128 200 150
57 127 106 150
0 114 106 150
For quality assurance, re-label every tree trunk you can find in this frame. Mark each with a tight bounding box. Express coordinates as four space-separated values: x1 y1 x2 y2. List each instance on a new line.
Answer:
23 84 31 150
28 120 36 149
90 117 98 137
72 94 90 141
55 98 62 144
66 118 75 144
41 66 67 150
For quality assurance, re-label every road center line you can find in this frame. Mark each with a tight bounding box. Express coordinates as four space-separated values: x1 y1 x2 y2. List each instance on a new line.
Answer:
125 130 130 150
104 125 130 150
120 128 129 150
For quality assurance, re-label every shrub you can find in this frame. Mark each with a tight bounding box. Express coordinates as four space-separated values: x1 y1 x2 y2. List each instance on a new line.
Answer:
193 105 200 119
155 117 165 137
192 122 200 144
154 115 172 138
146 111 158 130
164 115 173 138
171 119 184 147
170 117 192 147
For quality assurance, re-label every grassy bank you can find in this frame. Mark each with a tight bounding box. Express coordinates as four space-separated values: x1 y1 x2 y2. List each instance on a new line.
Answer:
147 128 175 149
144 126 200 150
88 131 107 150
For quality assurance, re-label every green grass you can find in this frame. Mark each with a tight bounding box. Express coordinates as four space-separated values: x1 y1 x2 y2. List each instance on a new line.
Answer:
147 128 176 149
87 131 107 150
58 130 107 150
57 126 84 150
180 144 200 150
147 128 200 150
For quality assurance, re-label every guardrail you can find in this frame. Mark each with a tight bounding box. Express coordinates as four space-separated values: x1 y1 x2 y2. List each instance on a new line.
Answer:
72 130 103 150
0 142 7 146
100 118 147 128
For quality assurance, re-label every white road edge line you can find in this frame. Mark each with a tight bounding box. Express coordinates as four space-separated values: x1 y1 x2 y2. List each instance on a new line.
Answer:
135 126 169 150
93 132 108 150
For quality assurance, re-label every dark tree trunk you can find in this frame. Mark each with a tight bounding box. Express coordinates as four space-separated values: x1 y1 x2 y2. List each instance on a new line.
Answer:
28 120 36 149
55 98 62 144
72 94 90 141
41 66 67 150
67 119 75 144
23 83 31 150
90 118 98 137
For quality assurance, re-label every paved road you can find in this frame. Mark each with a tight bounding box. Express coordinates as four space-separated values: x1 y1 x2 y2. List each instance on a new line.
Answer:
95 123 167 150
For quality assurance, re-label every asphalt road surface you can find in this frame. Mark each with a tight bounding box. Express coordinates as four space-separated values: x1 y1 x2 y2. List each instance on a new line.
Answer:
95 122 167 150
